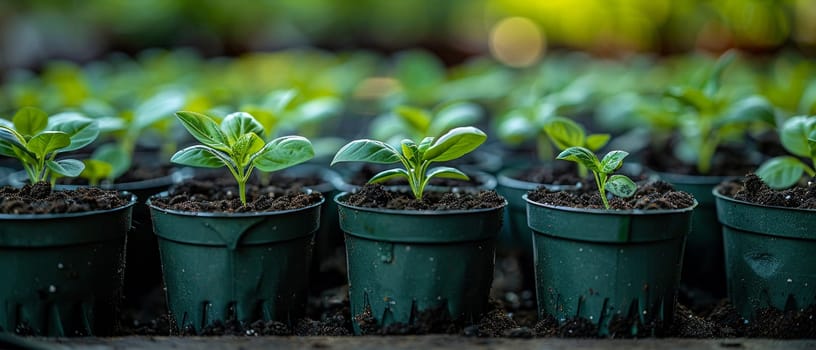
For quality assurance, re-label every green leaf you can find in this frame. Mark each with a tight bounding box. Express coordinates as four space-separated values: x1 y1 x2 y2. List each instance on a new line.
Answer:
426 166 469 181
780 116 816 158
600 150 629 173
262 89 297 113
417 136 434 153
666 86 712 112
497 110 536 144
175 111 230 151
133 90 186 130
48 113 99 152
80 159 113 182
606 174 637 198
556 146 600 172
93 144 131 180
369 168 409 184
232 132 266 166
295 97 342 124
809 138 816 161
331 139 402 165
28 131 70 158
717 96 775 127
253 136 315 172
46 159 85 177
171 145 231 168
0 126 27 146
12 107 48 137
401 139 417 163
428 102 482 137
220 112 264 145
543 117 586 151
394 106 431 135
757 156 810 189
0 140 18 158
703 50 736 96
423 126 487 162
586 134 611 151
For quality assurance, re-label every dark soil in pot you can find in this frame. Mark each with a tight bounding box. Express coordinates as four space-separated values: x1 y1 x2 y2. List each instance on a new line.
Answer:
149 179 322 212
0 182 130 213
642 143 760 176
527 180 695 210
344 164 487 188
345 183 504 210
719 173 816 208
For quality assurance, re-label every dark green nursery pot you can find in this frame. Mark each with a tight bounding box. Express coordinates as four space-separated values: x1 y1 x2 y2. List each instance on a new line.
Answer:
0 195 136 336
526 195 695 336
659 173 730 297
713 188 816 319
335 192 506 335
148 194 323 333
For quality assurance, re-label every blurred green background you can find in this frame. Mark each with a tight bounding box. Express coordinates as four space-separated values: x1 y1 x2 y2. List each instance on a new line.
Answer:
1 0 813 71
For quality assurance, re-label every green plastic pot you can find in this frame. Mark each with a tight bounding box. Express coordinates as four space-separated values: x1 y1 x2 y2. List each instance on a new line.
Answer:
0 194 137 336
713 188 816 319
525 195 695 336
659 172 730 297
147 194 324 333
335 192 506 335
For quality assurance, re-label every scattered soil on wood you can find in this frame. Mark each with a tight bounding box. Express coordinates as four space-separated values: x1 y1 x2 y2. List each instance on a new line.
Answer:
149 178 323 213
719 173 816 209
343 184 504 210
0 182 130 214
527 181 695 210
346 164 484 188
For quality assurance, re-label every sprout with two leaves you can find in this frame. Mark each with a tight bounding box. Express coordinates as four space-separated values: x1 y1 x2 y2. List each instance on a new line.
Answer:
169 111 315 206
0 107 99 185
331 127 487 200
556 147 637 209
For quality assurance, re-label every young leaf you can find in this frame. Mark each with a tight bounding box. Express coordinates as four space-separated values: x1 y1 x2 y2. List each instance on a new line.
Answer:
395 106 431 134
600 150 629 173
252 136 315 172
556 146 600 172
428 102 482 137
809 138 816 161
27 131 71 158
423 126 487 162
497 110 536 145
606 174 637 198
543 117 585 151
175 111 230 151
779 116 816 158
171 145 232 168
93 144 131 180
401 139 417 163
717 96 775 126
220 112 264 145
417 136 434 153
0 126 27 146
369 168 410 184
295 97 342 124
756 156 812 189
12 107 47 137
666 86 712 112
703 50 736 96
231 132 266 166
48 113 100 152
80 159 113 182
262 89 297 113
46 159 85 177
133 90 187 130
331 139 402 165
425 166 469 181
586 133 611 151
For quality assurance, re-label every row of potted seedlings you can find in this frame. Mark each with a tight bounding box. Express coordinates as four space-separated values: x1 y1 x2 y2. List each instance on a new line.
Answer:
1 104 813 337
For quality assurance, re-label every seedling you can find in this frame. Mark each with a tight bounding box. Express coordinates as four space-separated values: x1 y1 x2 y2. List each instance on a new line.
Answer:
556 147 637 209
331 126 487 200
370 102 483 146
0 107 99 184
170 111 315 205
664 51 775 174
756 115 816 189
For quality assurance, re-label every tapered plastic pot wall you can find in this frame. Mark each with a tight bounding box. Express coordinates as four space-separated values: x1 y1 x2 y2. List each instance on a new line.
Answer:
526 195 694 336
335 193 506 335
0 195 136 336
713 189 816 319
659 173 729 297
148 195 323 333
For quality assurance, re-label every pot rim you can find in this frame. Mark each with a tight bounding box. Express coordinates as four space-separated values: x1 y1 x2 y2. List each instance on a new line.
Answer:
147 190 325 217
712 185 816 213
523 193 697 215
0 191 137 220
654 171 737 184
334 191 507 216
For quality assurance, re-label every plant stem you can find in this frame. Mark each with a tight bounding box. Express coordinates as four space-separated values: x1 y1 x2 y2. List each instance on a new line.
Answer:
594 171 610 209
